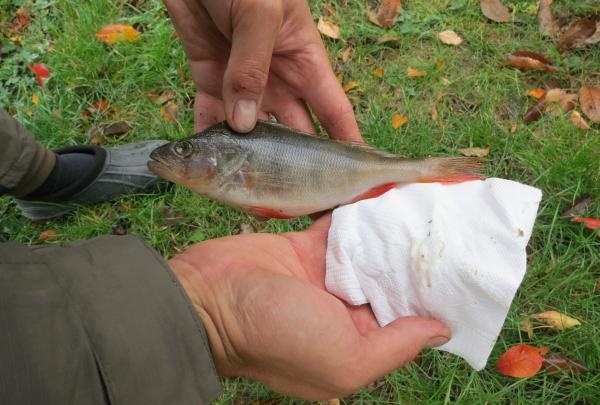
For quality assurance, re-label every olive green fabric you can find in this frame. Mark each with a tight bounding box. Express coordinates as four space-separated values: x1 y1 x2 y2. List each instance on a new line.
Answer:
0 235 222 405
0 108 56 196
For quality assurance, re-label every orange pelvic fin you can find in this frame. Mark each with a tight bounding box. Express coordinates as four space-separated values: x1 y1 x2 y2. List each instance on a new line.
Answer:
351 183 397 203
248 206 295 220
418 157 484 184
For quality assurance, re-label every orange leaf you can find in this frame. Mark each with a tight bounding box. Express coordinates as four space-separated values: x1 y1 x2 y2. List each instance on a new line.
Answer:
391 114 408 128
31 94 40 105
570 111 590 130
161 102 179 122
506 51 558 72
96 24 141 44
572 216 600 230
39 229 57 241
343 81 359 93
28 64 50 87
579 86 600 123
317 16 340 39
496 344 548 378
526 88 546 99
407 67 426 77
373 67 384 78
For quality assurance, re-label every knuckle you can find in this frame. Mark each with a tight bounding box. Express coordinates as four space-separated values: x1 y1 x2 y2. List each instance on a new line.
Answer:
230 62 269 96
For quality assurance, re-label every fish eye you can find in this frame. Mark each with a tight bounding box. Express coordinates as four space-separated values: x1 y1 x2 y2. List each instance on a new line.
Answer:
173 141 193 158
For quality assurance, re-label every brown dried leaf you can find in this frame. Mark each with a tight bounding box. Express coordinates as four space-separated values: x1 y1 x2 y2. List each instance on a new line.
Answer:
160 207 186 227
340 47 352 63
407 67 426 77
103 121 130 136
317 16 340 39
545 88 576 114
366 9 381 26
524 98 547 122
542 353 588 372
480 0 511 23
152 91 176 105
377 35 401 43
84 124 103 140
457 147 490 157
579 86 600 123
537 0 559 36
570 111 591 130
557 17 597 51
438 30 463 45
562 195 594 217
323 3 336 16
506 51 558 72
375 0 402 28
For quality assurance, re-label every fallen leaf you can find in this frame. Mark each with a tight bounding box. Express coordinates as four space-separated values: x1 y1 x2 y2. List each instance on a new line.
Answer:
480 0 511 23
39 229 57 241
377 35 401 43
506 51 558 72
524 98 547 122
10 6 31 32
391 114 408 128
28 64 50 87
542 353 588 372
544 88 576 114
335 72 344 84
583 18 600 46
89 134 108 146
96 24 141 44
161 102 180 121
519 316 534 339
151 91 177 105
510 123 519 132
526 88 546 99
438 30 463 46
160 207 186 227
103 122 130 136
323 3 337 16
317 16 340 39
579 86 600 123
343 81 359 93
537 0 559 36
436 59 446 69
572 216 600 230
458 147 490 157
407 67 426 77
531 311 581 330
496 344 549 378
87 99 110 115
31 94 40 105
233 223 256 235
375 0 402 28
570 111 591 130
430 103 438 120
563 196 593 217
84 124 103 140
341 47 352 63
373 67 384 78
557 17 597 51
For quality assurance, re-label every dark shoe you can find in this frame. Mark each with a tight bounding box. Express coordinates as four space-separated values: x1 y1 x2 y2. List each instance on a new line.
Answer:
15 140 168 221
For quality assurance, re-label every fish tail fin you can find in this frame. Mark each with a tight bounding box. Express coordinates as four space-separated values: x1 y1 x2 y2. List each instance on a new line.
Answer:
417 157 485 183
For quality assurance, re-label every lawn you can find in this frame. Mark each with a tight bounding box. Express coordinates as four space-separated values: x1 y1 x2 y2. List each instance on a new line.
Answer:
1 0 599 404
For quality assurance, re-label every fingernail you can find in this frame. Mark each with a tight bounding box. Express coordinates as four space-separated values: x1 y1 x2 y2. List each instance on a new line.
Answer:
426 335 450 348
233 99 257 132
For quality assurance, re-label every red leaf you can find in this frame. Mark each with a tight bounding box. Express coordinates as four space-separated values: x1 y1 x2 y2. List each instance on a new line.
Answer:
572 216 600 230
497 344 548 378
28 64 50 87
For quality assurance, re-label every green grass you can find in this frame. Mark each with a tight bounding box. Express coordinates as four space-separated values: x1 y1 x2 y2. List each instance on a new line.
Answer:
1 0 599 403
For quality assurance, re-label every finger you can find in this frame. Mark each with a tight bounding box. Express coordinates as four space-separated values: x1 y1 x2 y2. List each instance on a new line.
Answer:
306 212 332 236
268 98 317 134
218 1 283 133
359 317 451 380
302 48 363 142
194 92 226 132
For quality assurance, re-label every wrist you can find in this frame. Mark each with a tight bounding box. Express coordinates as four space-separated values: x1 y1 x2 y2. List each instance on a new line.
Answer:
168 255 235 376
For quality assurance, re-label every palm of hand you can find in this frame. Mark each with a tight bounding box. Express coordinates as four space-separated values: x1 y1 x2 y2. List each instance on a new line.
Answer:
171 215 447 400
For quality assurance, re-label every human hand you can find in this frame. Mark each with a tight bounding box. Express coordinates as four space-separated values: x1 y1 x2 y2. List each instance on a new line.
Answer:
163 0 362 141
169 215 451 400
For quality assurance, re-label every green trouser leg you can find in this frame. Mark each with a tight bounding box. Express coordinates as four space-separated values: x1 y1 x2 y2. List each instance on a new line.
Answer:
0 108 55 197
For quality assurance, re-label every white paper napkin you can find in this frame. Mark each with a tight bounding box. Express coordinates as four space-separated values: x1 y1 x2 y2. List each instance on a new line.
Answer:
325 178 542 370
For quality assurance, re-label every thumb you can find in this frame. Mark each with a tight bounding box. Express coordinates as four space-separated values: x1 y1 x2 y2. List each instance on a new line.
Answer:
222 2 283 133
360 316 451 379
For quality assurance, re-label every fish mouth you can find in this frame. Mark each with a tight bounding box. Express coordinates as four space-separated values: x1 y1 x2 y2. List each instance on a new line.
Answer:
147 148 176 180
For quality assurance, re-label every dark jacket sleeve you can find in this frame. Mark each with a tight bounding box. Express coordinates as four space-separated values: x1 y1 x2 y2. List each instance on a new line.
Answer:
0 235 222 405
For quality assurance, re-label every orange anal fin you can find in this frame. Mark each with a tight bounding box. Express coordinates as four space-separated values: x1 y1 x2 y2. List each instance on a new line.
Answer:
418 175 485 184
351 183 397 203
248 206 295 220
